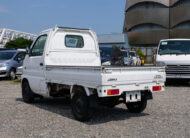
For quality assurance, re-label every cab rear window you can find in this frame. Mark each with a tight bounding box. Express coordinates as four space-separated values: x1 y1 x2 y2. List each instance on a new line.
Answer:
65 35 84 48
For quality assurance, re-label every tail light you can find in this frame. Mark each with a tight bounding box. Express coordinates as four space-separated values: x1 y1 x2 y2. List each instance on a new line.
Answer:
107 89 119 95
152 86 162 92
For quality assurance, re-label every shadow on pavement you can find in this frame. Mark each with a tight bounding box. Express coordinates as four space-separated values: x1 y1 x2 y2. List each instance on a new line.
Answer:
16 97 149 125
0 78 9 81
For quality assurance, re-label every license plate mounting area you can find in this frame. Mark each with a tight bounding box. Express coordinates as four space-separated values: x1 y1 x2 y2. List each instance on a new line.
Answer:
126 91 141 103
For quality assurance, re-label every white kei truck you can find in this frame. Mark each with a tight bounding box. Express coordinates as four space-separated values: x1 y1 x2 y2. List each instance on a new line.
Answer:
21 27 166 121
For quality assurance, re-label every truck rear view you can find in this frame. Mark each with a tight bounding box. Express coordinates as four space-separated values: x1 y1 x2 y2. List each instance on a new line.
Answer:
21 27 166 121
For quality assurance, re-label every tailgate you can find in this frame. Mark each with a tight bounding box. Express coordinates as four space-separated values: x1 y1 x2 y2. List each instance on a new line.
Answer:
101 66 166 86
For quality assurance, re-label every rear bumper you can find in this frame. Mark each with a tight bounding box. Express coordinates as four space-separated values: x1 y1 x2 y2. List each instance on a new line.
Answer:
97 82 165 97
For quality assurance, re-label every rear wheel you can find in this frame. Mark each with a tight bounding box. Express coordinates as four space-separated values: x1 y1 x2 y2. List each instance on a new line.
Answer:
71 91 93 122
126 96 147 113
22 80 35 103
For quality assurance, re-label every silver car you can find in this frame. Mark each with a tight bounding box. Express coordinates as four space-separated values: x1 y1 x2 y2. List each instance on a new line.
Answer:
0 50 25 79
121 50 132 66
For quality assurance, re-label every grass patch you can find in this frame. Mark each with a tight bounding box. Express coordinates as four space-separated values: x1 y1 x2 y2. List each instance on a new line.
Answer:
0 78 21 84
12 79 21 84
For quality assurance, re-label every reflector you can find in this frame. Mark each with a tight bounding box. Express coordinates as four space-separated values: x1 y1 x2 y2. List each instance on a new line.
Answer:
107 89 119 95
152 86 162 91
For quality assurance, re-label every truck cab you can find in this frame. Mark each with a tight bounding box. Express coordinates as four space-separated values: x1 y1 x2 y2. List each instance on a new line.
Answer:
156 39 190 79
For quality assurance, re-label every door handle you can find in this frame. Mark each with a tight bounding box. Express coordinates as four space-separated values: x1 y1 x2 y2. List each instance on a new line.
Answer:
40 63 43 66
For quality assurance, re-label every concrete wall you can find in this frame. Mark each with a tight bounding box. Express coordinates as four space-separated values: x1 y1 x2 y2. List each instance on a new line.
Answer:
124 0 190 46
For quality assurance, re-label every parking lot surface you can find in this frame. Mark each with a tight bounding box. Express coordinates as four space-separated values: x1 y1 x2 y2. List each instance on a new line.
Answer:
0 80 190 138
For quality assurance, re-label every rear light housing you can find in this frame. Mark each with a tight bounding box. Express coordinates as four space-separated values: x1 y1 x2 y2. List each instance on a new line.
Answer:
107 89 119 95
152 86 162 92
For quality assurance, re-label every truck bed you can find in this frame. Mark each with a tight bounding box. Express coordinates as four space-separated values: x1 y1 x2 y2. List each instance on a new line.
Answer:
101 66 165 86
45 65 165 90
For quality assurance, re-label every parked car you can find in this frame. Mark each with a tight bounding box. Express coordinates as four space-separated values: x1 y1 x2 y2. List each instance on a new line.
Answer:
21 27 165 121
136 55 142 66
0 50 26 79
129 51 142 66
99 46 124 66
129 51 137 66
121 50 132 66
156 39 190 79
0 48 15 51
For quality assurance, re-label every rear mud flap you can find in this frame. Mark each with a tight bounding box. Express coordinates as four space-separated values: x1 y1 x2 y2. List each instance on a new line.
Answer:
146 91 153 100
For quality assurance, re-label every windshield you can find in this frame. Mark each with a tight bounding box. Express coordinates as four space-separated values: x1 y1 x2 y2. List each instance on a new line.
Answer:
122 51 128 57
158 40 190 55
0 52 16 60
100 47 113 58
129 52 136 57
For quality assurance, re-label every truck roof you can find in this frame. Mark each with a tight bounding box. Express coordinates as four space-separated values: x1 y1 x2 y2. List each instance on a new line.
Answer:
40 26 90 34
58 27 90 31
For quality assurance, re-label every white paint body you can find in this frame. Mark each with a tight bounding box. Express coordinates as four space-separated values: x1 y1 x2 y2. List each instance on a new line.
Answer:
22 27 165 98
156 39 190 79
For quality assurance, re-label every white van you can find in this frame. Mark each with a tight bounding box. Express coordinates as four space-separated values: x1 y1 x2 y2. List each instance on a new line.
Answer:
21 27 165 121
156 39 190 79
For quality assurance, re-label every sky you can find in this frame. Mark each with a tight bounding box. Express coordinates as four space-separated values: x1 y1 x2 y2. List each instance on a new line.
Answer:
0 0 126 35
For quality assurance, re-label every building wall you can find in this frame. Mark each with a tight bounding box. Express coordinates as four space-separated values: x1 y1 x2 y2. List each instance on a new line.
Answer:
124 0 190 46
170 0 190 39
98 34 130 48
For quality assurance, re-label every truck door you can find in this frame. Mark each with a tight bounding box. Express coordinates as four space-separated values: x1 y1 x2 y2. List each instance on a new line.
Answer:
25 35 47 95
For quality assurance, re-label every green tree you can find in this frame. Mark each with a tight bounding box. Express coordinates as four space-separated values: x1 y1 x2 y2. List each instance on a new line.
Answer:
5 37 33 49
135 49 145 60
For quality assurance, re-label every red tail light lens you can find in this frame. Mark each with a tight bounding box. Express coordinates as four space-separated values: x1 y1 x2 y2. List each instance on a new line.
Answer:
152 86 162 91
107 89 119 95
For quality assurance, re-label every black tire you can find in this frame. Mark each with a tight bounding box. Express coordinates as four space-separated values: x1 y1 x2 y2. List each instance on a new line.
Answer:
22 80 35 103
71 91 92 122
9 69 16 80
126 96 147 113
